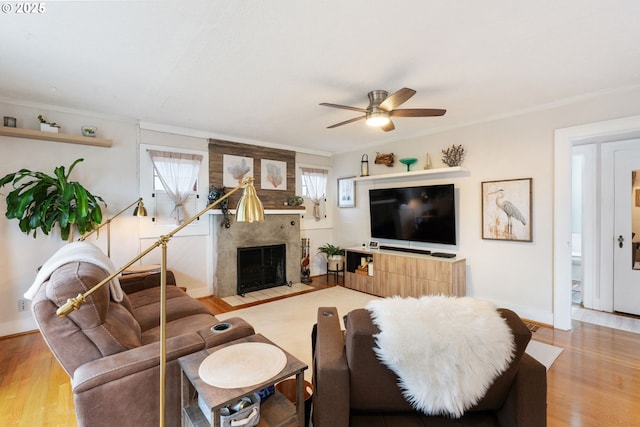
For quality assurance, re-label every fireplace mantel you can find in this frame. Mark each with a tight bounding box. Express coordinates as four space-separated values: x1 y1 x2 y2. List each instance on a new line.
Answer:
208 207 305 215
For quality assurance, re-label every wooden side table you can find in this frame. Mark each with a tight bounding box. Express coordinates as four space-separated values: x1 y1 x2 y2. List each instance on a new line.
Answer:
179 334 308 427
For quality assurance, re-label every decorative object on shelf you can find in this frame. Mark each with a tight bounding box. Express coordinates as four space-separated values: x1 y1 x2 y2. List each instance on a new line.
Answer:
301 237 312 283
360 154 369 176
441 144 465 167
375 152 395 167
3 116 16 127
287 195 304 206
81 126 97 137
481 178 532 242
424 153 432 169
0 158 106 241
208 185 230 228
79 197 147 257
399 157 418 171
337 176 356 207
37 114 61 133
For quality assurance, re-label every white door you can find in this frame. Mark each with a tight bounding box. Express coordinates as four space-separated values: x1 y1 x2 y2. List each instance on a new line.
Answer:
613 149 640 315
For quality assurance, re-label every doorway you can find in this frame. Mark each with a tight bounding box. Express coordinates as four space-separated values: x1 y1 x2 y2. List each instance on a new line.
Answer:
554 116 640 330
568 140 640 323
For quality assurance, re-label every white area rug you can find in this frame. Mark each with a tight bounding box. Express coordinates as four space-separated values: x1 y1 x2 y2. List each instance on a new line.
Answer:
217 287 563 380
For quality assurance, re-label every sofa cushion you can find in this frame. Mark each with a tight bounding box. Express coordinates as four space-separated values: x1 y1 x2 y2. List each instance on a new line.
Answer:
346 309 415 412
119 270 177 294
345 307 531 414
469 308 531 411
351 411 499 427
128 286 213 331
46 262 142 356
140 313 219 344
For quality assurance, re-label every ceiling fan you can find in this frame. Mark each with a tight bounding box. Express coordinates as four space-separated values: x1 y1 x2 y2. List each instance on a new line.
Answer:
320 87 446 132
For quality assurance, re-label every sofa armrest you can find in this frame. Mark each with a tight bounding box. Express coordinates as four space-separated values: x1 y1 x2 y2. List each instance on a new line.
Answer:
497 352 547 427
119 270 177 294
312 307 350 427
198 317 255 348
72 332 203 393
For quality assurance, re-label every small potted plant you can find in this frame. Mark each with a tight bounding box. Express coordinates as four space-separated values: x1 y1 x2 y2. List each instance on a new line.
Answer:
81 126 98 137
37 114 61 133
318 243 345 271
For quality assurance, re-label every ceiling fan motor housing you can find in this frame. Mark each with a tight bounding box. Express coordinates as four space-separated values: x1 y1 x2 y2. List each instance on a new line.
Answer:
367 90 389 108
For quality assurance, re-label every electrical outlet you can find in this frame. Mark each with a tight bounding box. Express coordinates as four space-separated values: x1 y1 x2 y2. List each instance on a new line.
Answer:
18 298 27 312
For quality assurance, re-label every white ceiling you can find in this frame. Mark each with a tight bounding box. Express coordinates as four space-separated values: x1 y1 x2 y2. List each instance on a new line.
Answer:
2 1 640 154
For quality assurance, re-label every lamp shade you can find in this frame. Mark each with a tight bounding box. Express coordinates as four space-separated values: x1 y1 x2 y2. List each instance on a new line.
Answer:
133 199 147 217
236 181 265 223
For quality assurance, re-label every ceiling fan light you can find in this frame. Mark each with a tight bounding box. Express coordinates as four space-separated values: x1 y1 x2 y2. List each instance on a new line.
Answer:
366 111 390 127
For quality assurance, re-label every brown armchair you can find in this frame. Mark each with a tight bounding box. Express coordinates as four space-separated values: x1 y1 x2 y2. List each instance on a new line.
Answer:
312 306 546 427
31 262 255 427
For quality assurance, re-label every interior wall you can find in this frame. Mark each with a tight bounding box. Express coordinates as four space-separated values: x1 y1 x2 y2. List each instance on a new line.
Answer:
0 102 139 336
296 152 333 276
331 87 640 324
137 129 212 297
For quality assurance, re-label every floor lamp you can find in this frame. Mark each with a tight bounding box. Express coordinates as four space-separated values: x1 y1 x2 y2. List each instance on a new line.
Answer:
79 197 148 257
57 177 264 427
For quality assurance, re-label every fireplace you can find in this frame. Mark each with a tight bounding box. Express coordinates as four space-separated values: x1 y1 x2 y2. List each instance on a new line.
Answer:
237 243 288 295
212 213 301 298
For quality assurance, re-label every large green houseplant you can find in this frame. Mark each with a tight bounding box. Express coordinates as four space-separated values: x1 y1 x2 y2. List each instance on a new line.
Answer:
0 158 106 240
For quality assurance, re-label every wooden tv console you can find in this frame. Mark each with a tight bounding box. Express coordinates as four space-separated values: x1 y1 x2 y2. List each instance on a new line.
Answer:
345 248 466 298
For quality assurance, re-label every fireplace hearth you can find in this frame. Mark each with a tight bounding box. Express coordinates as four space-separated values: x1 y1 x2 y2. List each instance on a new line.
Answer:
237 243 289 295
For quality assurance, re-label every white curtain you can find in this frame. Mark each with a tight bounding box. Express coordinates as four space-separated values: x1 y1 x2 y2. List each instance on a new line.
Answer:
301 167 327 221
148 150 203 224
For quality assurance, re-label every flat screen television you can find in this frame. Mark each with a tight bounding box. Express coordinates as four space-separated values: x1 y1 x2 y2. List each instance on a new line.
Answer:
369 184 456 245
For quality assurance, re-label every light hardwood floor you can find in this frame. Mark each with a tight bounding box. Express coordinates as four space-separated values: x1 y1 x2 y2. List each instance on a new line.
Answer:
1 278 639 427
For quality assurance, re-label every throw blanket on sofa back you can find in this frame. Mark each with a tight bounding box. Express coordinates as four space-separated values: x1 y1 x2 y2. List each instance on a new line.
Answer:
365 295 514 418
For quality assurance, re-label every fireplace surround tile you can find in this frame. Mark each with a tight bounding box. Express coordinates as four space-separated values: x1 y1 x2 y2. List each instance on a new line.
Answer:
212 214 301 297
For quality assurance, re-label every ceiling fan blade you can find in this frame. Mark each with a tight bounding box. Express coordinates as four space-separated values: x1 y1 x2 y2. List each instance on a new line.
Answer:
320 103 368 113
327 115 366 129
390 108 447 117
378 88 416 111
380 119 395 132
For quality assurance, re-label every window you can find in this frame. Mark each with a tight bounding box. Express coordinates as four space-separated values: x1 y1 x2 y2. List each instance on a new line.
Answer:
300 167 328 221
148 150 203 224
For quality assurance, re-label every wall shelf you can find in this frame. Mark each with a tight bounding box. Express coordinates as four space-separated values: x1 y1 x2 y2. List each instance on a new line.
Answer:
353 166 468 182
0 126 112 148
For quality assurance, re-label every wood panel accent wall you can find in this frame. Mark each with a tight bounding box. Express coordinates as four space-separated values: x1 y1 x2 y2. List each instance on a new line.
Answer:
209 139 296 208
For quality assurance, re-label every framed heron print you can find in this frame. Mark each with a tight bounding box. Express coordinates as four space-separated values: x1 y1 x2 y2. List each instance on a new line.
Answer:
481 178 532 242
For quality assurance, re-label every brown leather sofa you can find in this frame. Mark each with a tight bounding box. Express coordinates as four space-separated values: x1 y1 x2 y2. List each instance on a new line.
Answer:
312 306 547 427
32 262 255 427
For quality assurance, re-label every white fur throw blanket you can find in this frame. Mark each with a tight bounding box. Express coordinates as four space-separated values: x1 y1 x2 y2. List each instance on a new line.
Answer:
24 241 124 302
365 296 514 418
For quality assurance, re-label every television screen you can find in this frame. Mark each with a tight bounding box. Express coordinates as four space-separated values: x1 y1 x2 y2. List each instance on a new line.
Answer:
369 184 456 245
